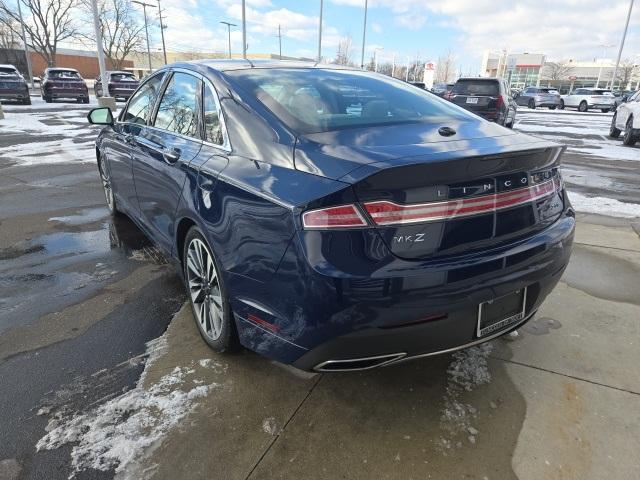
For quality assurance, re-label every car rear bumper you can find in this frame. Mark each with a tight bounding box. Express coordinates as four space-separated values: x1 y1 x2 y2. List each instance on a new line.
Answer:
230 207 575 371
45 89 88 99
0 89 28 99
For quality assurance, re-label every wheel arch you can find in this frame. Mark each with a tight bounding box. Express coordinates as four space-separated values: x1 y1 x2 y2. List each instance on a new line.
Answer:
175 216 198 264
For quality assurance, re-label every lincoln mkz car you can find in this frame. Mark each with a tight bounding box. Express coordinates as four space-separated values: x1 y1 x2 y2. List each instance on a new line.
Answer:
87 60 574 371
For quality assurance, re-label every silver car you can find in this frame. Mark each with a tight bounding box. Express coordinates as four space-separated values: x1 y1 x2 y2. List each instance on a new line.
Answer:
515 86 561 110
560 88 616 113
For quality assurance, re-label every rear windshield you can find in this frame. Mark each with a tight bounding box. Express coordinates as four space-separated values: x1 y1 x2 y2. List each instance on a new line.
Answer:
538 88 559 94
590 89 613 96
0 67 20 77
452 80 499 96
49 70 81 79
111 73 137 82
225 68 472 134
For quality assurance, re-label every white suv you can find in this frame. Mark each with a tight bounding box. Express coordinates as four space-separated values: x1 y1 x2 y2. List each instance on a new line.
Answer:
610 90 640 146
560 88 616 112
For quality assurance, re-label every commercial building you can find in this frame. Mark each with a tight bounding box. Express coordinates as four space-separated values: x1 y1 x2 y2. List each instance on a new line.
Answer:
481 51 640 93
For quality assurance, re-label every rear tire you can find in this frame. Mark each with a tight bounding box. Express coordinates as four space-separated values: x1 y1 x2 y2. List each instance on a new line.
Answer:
559 100 565 110
183 227 238 352
548 106 556 110
22 96 31 105
578 101 588 112
528 99 536 109
99 160 119 216
601 109 610 113
83 97 90 104
622 117 638 146
44 95 52 103
609 113 621 138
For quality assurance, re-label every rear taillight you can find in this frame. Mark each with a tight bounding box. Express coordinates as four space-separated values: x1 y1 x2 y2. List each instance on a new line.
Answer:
302 204 368 229
495 95 504 109
364 179 557 226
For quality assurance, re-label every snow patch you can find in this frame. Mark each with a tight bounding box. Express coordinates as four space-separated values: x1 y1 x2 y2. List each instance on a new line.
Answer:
35 334 218 477
262 417 279 436
568 191 640 218
439 343 494 452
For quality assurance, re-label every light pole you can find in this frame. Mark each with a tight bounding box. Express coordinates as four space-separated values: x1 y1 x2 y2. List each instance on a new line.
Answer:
132 1 154 72
241 0 247 59
391 53 396 78
317 0 323 62
373 47 383 72
220 21 236 59
89 0 113 107
360 0 368 68
157 0 167 65
596 44 615 88
405 56 411 82
611 0 634 91
15 0 33 89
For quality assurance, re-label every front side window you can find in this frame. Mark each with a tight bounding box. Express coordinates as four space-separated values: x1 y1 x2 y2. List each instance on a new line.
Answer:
226 68 472 134
122 72 165 125
203 84 224 145
154 72 200 137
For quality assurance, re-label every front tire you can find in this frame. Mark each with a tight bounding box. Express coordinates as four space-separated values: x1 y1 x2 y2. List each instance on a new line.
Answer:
528 99 536 109
622 117 638 146
578 101 588 112
609 113 621 138
183 227 237 352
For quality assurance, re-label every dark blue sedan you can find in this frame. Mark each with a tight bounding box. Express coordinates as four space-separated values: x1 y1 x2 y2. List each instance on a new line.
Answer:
87 60 574 371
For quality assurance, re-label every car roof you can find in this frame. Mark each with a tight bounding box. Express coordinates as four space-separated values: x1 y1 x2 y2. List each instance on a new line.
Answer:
174 58 360 73
456 77 500 82
46 67 79 72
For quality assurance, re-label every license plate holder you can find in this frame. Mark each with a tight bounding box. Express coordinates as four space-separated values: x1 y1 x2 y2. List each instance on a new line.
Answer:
477 287 527 338
466 97 479 104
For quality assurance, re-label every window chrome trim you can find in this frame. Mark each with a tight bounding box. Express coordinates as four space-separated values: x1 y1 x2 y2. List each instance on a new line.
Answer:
116 69 168 125
201 76 232 153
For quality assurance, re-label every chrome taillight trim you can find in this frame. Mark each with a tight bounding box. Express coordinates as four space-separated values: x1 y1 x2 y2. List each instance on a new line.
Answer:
364 178 557 226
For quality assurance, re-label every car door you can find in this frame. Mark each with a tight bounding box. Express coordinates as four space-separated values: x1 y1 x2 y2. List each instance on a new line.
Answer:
618 91 639 128
108 72 166 213
132 70 203 252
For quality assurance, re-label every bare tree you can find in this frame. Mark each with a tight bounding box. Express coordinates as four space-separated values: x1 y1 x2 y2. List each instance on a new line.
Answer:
0 0 79 67
80 0 144 70
541 61 573 81
334 36 353 66
0 21 19 48
614 59 636 90
435 50 456 83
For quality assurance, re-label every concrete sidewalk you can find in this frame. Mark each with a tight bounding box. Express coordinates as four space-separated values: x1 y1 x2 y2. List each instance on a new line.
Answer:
43 215 640 480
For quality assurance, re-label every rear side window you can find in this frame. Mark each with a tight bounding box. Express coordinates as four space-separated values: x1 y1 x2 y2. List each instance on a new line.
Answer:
226 68 471 134
154 72 200 137
203 84 224 145
122 72 165 125
452 80 499 96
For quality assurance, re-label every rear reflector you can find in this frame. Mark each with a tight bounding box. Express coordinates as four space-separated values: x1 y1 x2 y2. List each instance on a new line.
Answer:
364 179 556 226
247 313 280 333
302 204 367 229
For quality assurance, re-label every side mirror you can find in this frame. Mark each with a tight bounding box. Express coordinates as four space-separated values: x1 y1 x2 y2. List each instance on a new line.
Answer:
87 107 114 125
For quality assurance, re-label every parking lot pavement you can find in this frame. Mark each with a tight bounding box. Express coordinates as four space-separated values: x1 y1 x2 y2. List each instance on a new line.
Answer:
0 102 639 479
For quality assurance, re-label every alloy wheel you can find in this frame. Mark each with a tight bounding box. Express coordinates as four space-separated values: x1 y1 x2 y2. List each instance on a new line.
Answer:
186 238 224 341
100 167 114 211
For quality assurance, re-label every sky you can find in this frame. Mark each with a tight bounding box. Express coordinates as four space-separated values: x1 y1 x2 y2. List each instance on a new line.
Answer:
93 0 640 74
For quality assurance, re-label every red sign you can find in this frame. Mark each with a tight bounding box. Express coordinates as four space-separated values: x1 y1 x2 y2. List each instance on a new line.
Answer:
425 62 435 70
568 75 577 81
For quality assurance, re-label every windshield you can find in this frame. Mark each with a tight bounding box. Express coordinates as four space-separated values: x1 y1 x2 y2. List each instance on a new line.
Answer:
452 80 499 96
225 68 472 134
49 70 81 79
0 67 20 77
111 73 137 82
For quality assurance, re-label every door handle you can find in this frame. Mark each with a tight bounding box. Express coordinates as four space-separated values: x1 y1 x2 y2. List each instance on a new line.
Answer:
163 147 181 164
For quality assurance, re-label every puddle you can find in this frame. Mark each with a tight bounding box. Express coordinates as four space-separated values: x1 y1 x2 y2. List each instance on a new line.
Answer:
522 316 562 335
0 215 168 333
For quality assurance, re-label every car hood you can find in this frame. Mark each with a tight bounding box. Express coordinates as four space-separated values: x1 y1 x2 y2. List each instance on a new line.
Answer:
293 119 542 181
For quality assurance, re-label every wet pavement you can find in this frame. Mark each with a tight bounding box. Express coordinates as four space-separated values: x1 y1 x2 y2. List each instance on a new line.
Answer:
1 102 639 480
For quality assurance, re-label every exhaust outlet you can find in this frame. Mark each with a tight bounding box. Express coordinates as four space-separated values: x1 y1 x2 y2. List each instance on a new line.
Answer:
314 353 406 372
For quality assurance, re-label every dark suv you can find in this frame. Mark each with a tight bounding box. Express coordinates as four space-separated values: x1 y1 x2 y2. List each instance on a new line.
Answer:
449 77 516 127
41 68 89 103
0 64 30 105
94 71 140 101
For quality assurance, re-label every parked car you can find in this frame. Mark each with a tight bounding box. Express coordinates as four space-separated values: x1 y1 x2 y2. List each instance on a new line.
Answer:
94 71 140 101
560 88 615 112
0 64 30 105
41 67 89 103
514 86 561 109
86 60 574 371
432 83 455 98
609 90 640 146
449 77 517 127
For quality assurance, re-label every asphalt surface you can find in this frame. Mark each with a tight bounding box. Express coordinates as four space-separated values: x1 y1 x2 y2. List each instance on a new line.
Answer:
0 99 639 480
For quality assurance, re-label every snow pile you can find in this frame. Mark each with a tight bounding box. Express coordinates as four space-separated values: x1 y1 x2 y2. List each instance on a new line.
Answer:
568 191 640 218
439 342 494 450
36 335 219 476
